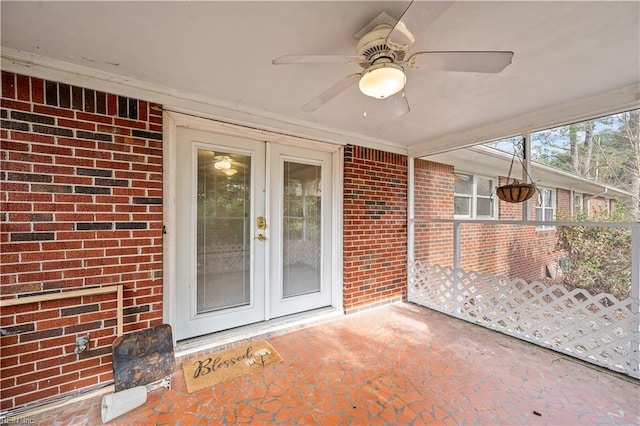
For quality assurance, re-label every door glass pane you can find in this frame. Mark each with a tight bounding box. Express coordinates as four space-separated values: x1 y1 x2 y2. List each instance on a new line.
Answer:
196 149 251 314
282 161 321 298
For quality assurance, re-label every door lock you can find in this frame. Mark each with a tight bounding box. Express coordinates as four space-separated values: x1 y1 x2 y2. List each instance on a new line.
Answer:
257 216 266 230
255 233 266 241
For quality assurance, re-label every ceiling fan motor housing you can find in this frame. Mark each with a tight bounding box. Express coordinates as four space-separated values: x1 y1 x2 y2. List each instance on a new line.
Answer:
355 23 406 68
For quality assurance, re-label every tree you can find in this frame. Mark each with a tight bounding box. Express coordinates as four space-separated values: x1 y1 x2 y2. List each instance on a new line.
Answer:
620 110 640 215
530 109 640 217
555 208 633 300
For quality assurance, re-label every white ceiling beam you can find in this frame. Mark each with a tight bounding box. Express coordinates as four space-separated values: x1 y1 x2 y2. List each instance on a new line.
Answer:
409 83 640 158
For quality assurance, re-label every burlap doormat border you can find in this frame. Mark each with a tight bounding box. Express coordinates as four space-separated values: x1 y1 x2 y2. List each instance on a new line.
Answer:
182 340 283 393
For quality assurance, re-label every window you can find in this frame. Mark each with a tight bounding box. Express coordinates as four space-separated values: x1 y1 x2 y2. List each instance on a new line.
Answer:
572 192 584 216
454 173 496 219
536 187 555 229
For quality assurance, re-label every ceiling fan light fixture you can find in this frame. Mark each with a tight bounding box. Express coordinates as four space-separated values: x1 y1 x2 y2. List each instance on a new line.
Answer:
359 63 406 99
214 156 232 170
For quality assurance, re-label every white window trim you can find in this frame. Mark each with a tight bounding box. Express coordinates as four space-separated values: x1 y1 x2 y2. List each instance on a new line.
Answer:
536 187 556 230
572 191 584 216
454 172 498 220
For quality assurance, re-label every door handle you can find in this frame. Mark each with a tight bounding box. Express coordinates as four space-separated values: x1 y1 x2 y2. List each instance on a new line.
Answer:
255 233 266 241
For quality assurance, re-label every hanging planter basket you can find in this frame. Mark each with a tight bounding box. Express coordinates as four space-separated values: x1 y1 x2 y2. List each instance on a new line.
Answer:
496 181 537 203
494 137 537 203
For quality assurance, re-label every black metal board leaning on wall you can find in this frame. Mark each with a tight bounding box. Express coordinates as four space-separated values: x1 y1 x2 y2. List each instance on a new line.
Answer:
112 324 176 392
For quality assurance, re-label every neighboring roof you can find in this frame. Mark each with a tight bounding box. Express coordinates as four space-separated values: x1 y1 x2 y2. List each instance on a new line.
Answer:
424 145 634 199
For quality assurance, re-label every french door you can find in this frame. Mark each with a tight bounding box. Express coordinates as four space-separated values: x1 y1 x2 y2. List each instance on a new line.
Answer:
174 127 332 340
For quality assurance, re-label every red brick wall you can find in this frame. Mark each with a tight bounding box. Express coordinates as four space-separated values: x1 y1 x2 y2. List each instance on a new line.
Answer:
556 188 571 216
343 145 407 312
414 159 454 266
588 196 608 216
1 72 163 410
413 160 565 281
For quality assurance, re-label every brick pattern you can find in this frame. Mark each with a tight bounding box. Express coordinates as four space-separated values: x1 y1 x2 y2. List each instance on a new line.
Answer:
414 159 455 266
0 72 163 411
413 161 572 282
343 145 407 312
588 196 608 216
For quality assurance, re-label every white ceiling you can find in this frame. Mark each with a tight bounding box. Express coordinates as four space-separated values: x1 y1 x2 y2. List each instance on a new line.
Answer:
1 1 639 155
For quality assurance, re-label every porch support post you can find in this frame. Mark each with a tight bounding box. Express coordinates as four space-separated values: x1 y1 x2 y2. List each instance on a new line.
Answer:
453 221 461 270
407 157 415 288
631 223 640 379
522 131 532 221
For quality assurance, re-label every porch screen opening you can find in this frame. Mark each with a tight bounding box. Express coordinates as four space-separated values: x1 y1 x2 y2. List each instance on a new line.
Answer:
196 149 251 314
283 161 321 298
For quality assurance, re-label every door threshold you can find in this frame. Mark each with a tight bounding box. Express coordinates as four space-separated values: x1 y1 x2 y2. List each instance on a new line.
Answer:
175 307 343 359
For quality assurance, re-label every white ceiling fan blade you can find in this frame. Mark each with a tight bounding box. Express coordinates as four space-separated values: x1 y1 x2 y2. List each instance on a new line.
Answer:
385 91 410 117
301 73 360 112
386 1 454 52
407 51 514 73
273 55 366 65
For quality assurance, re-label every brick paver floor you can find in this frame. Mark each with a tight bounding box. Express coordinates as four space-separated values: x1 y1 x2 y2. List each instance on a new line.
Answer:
26 302 640 425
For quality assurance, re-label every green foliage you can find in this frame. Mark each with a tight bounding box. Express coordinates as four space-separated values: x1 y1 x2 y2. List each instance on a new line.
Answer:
555 207 634 300
531 110 640 213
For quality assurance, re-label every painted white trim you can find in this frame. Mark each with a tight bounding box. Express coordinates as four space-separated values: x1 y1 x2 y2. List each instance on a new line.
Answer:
162 111 345 337
535 187 556 231
267 147 333 317
1 48 406 155
429 145 634 199
409 83 640 157
571 191 585 216
264 143 272 321
407 157 415 272
522 131 532 221
453 172 499 220
166 111 341 153
332 147 345 312
162 112 177 338
3 48 637 159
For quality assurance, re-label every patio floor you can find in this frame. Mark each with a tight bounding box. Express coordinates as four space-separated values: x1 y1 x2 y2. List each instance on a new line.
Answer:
26 302 640 425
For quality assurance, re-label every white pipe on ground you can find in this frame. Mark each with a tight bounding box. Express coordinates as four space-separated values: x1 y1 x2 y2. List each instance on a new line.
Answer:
101 386 147 423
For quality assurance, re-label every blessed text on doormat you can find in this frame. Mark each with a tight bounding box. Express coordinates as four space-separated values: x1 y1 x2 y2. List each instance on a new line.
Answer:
182 340 283 393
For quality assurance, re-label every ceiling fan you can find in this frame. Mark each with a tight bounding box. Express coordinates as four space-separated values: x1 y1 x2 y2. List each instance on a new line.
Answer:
273 1 514 117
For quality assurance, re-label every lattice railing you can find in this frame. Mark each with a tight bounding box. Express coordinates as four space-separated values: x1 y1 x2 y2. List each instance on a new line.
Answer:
409 260 640 379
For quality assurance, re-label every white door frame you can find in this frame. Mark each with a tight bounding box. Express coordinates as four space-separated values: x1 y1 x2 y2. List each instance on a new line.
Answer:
268 144 333 318
163 111 344 340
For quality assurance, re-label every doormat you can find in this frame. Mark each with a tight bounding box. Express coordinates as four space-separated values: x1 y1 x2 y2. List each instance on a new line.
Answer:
182 340 283 394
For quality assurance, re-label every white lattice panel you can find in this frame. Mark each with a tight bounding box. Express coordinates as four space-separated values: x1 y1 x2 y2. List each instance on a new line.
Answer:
284 240 319 267
409 260 640 379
